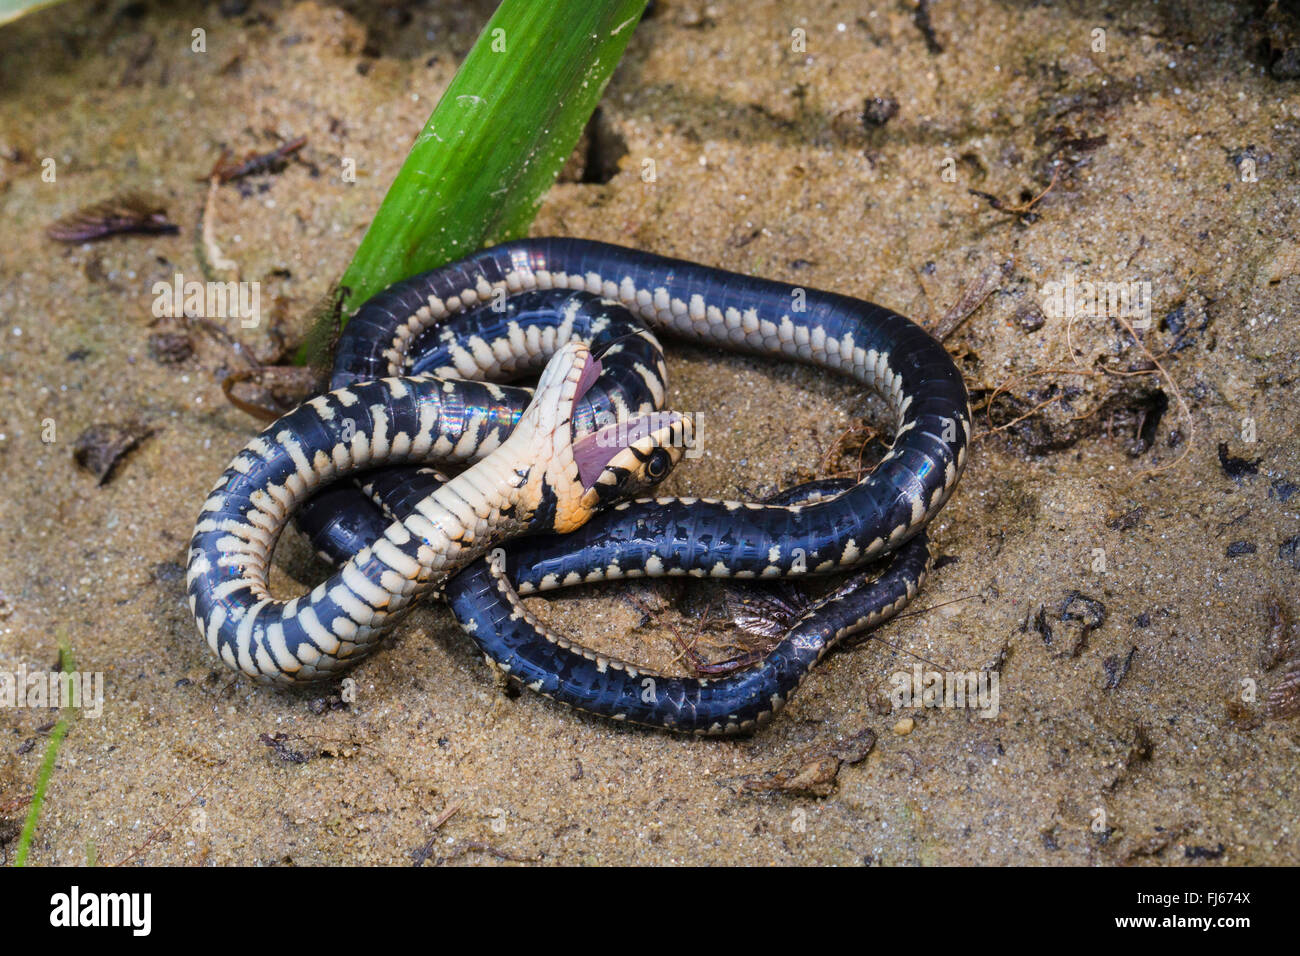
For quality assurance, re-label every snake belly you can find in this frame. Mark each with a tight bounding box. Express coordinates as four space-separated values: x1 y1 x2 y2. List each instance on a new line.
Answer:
297 289 670 564
185 337 687 683
318 238 970 734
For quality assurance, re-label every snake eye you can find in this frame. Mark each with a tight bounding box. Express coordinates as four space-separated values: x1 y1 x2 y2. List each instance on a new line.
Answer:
645 449 670 480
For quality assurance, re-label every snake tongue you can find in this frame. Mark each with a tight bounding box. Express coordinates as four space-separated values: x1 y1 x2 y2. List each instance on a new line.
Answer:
572 422 621 490
574 354 603 403
572 413 661 490
572 354 611 488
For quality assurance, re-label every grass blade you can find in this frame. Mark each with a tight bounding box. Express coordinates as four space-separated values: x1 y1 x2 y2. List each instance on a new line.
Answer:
12 631 75 866
0 0 70 28
336 0 648 318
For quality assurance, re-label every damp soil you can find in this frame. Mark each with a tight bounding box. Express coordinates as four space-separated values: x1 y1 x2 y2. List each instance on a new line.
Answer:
0 0 1297 866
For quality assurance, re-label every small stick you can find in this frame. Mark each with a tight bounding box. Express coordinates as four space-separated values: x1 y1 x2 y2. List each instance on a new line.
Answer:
199 176 238 279
411 801 463 867
432 841 542 865
968 163 1062 218
200 136 307 184
114 763 226 866
933 269 1000 342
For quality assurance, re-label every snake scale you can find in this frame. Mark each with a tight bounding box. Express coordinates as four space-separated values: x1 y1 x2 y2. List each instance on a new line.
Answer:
186 337 691 681
280 238 972 735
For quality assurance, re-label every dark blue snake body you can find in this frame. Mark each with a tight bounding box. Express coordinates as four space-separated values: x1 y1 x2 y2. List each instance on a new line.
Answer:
302 238 970 734
448 486 932 735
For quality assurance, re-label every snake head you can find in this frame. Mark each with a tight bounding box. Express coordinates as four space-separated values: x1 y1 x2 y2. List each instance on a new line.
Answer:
572 409 692 515
511 341 692 534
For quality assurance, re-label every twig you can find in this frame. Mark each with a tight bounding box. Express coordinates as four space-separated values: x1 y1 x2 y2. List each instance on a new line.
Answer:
198 176 238 280
114 762 227 866
888 593 982 624
411 801 463 867
432 841 542 866
969 164 1061 221
201 136 306 184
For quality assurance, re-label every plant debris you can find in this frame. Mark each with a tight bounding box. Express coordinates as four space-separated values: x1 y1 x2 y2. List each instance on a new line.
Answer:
146 331 194 365
222 366 323 421
409 801 462 867
47 191 178 242
1108 506 1145 531
1278 535 1300 571
912 0 943 54
861 95 899 128
733 728 876 797
968 165 1062 225
259 732 312 763
202 136 306 184
1264 657 1300 720
1105 722 1154 792
1270 479 1299 502
1217 442 1261 479
931 268 1002 342
1059 591 1106 656
1028 604 1053 646
1121 821 1191 862
1262 598 1292 670
72 422 155 485
1102 646 1137 689
722 583 809 643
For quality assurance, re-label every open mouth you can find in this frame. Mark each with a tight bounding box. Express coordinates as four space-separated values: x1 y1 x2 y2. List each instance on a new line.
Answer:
568 348 679 491
571 351 614 489
572 411 681 490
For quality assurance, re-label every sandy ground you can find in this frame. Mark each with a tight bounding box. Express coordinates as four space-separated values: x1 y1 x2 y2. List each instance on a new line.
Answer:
0 0 1297 866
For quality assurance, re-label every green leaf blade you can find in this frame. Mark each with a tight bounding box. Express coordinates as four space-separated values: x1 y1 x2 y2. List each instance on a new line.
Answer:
338 0 648 315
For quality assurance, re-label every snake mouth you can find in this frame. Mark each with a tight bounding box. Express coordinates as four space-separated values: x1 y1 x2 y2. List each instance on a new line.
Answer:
571 411 682 490
570 350 608 489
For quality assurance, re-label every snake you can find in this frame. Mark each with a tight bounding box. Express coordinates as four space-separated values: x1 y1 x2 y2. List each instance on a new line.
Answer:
185 339 691 681
294 237 970 734
296 288 671 562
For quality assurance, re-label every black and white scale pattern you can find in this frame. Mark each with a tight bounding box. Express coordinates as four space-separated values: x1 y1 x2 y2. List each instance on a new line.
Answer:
186 341 689 683
315 238 971 733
